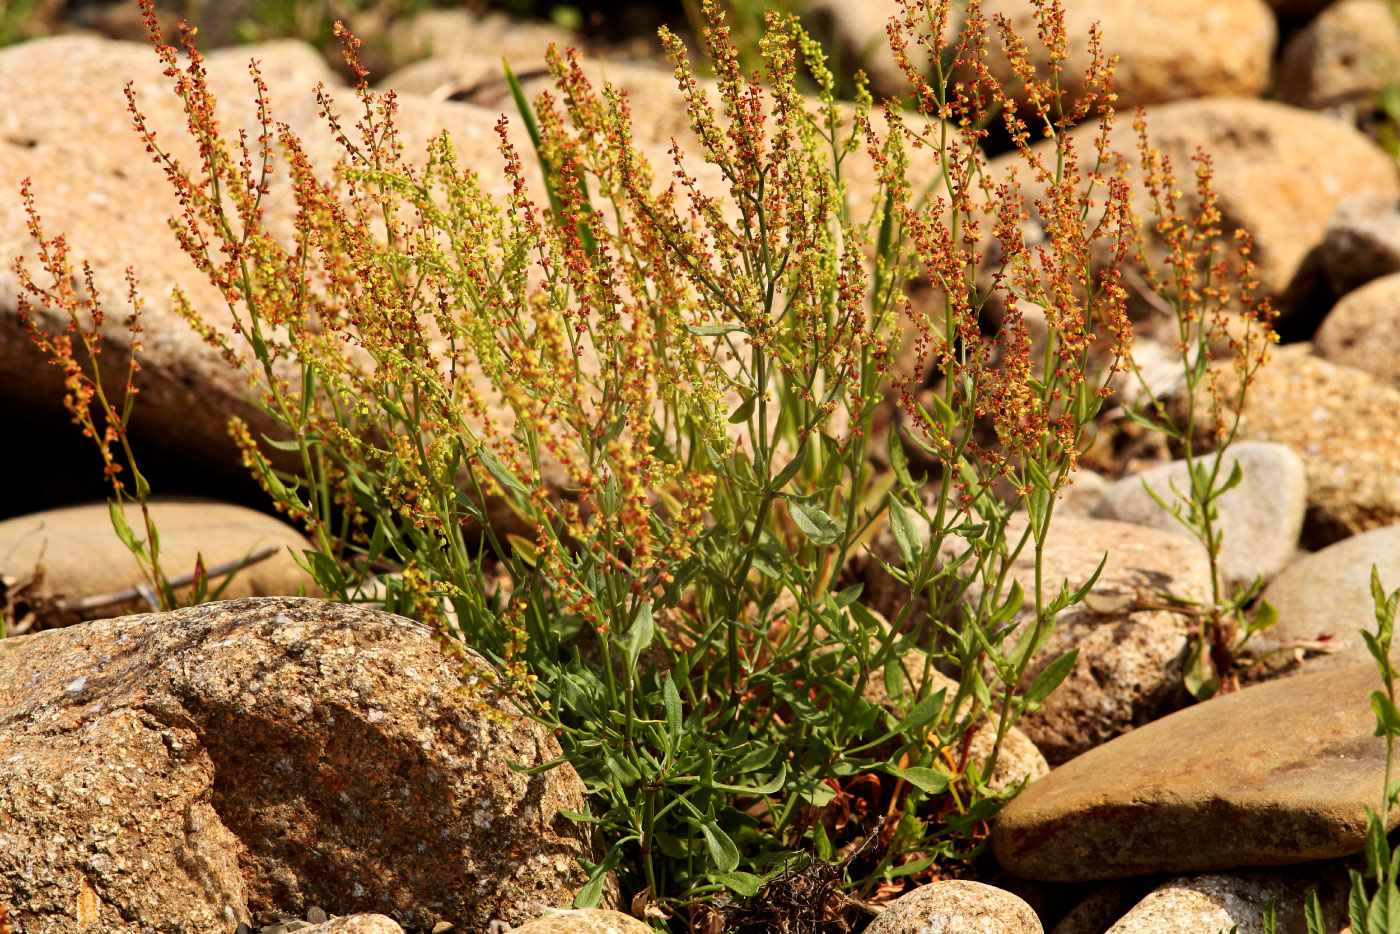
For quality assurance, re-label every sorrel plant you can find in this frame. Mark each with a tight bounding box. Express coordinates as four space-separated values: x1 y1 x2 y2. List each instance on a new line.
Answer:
1118 130 1279 700
14 0 1271 922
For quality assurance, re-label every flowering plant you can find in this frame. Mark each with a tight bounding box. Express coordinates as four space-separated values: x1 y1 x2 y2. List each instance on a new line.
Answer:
15 0 1271 925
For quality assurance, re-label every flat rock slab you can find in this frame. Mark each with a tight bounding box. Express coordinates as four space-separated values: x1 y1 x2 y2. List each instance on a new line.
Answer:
0 597 593 933
993 663 1397 881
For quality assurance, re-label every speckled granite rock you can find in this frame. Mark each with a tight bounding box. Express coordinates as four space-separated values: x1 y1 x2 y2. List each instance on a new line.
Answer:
1199 344 1400 545
511 909 653 934
863 880 1042 934
1276 0 1400 114
1319 192 1400 296
1102 868 1350 934
993 664 1396 881
1002 517 1211 764
0 597 595 933
1315 270 1400 388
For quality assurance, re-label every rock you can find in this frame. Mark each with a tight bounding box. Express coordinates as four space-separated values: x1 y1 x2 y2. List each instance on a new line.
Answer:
1054 470 1110 518
510 909 653 933
863 880 1043 934
301 916 404 934
0 497 319 632
1319 192 1400 296
992 663 1398 881
1315 270 1400 387
1200 344 1400 545
1276 0 1400 113
1252 524 1400 673
0 35 548 513
1050 881 1154 934
305 907 329 924
1091 442 1307 591
1003 517 1211 764
379 7 580 79
1102 869 1350 934
976 0 1275 113
0 597 595 932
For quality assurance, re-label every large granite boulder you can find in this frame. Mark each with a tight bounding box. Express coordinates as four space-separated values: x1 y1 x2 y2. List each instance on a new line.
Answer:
0 597 595 933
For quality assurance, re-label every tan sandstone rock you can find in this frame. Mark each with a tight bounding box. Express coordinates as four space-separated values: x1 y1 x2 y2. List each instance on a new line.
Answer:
0 497 319 631
0 597 595 932
993 663 1398 881
977 0 1275 113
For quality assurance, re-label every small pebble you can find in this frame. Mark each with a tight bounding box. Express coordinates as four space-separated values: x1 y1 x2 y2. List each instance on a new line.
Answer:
306 907 328 925
431 923 454 934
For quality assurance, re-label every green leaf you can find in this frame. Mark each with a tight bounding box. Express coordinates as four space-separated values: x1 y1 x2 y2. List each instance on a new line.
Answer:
1220 458 1245 494
728 393 757 424
1369 874 1400 934
733 742 779 774
1372 809 1394 879
132 466 151 500
887 766 949 795
1024 648 1078 707
833 584 864 609
1349 869 1370 934
786 496 842 545
886 494 923 566
712 871 761 897
687 323 747 336
1183 638 1220 702
812 821 833 861
1374 691 1400 739
621 603 655 673
477 446 527 494
663 672 682 743
925 393 955 429
887 426 917 491
1303 892 1326 934
770 443 808 491
700 820 740 873
1261 896 1277 934
893 688 946 736
1247 599 1279 636
301 549 347 595
572 845 627 909
107 500 142 554
882 657 906 706
557 809 602 824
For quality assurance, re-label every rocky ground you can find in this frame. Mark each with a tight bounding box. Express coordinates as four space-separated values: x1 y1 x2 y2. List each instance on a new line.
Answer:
5 0 1400 931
